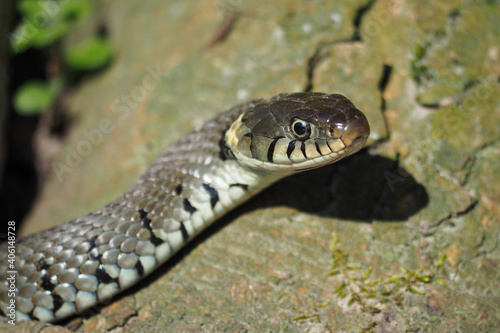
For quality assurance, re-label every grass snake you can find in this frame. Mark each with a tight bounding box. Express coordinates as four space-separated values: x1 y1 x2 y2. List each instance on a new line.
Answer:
0 92 370 323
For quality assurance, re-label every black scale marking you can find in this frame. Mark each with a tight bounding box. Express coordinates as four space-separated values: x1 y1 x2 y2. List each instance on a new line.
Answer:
88 236 102 260
202 183 219 208
96 264 118 284
138 209 148 220
138 209 164 246
179 222 189 241
183 199 197 214
300 142 307 158
315 142 322 155
29 309 36 320
175 184 183 195
267 136 284 163
52 294 64 313
40 274 56 291
88 235 98 248
135 260 145 277
35 260 51 271
326 141 333 152
286 141 296 159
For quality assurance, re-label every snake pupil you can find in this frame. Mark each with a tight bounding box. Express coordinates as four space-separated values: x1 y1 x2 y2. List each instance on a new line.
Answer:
294 122 306 135
291 119 310 140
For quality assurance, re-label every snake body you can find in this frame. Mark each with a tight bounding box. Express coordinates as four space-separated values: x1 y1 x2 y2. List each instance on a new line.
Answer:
0 92 369 323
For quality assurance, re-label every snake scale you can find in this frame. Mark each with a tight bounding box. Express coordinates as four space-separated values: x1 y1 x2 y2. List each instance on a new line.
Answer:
0 92 369 323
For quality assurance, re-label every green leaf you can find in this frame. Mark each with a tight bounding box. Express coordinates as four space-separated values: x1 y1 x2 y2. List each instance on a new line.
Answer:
18 0 91 23
65 37 113 70
59 0 92 24
14 80 55 115
12 0 92 53
17 0 45 17
9 21 37 53
30 21 70 48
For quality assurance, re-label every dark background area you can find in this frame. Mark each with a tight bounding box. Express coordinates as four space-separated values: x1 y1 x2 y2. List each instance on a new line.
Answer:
0 0 44 232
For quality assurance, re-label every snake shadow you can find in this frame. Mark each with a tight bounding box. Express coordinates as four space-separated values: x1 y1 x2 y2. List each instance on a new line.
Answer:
257 149 429 221
61 150 428 327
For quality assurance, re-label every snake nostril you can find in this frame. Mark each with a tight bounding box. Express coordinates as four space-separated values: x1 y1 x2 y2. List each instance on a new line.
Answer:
327 123 345 139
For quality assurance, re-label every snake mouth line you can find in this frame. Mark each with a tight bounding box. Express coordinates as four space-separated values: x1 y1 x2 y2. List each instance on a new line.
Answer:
237 139 361 173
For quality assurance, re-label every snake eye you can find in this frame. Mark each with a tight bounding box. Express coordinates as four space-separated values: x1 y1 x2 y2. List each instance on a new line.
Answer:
291 118 311 140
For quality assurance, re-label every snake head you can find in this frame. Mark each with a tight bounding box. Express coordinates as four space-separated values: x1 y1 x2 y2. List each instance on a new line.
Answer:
225 92 370 173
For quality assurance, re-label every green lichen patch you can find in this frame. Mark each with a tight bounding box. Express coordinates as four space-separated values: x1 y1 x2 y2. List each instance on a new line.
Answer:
415 6 500 105
294 232 446 330
431 81 500 151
